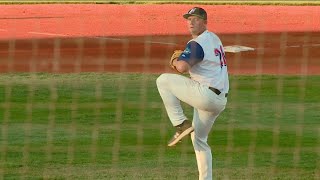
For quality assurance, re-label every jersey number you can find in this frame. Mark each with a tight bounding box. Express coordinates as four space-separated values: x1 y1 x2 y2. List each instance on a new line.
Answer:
214 45 227 67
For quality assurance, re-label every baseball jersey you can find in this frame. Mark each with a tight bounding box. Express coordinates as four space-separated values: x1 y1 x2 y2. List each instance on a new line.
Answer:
178 30 229 94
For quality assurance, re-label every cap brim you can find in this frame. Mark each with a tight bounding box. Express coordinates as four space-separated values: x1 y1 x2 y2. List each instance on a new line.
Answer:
183 14 191 19
183 14 206 20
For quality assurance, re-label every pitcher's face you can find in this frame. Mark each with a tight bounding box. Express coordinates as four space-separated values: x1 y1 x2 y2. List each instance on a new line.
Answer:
187 16 207 36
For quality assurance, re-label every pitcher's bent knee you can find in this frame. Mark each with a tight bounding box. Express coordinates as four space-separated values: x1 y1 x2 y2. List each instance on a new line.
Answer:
156 73 171 88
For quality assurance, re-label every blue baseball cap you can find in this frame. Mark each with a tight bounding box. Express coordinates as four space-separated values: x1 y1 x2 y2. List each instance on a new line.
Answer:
183 7 207 20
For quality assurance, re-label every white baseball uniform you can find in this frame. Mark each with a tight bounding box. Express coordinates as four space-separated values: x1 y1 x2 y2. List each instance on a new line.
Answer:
156 30 229 180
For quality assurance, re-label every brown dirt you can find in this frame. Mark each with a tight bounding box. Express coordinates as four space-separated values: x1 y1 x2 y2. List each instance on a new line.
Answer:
0 32 319 75
0 5 319 75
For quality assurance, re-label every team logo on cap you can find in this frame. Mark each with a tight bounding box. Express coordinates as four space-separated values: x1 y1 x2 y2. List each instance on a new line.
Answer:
188 8 196 14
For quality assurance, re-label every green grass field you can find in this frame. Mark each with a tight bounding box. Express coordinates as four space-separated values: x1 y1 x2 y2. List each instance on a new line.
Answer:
0 73 319 179
0 0 320 5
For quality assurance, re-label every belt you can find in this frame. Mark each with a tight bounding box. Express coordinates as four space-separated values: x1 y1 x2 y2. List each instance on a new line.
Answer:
209 87 228 97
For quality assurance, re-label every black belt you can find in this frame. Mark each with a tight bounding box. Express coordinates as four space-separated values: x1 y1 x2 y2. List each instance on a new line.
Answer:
209 87 228 97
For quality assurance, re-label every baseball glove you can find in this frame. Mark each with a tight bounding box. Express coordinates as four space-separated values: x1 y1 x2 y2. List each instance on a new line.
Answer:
169 50 183 69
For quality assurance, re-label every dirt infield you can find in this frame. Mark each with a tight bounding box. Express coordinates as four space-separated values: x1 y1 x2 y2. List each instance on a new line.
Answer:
0 5 319 75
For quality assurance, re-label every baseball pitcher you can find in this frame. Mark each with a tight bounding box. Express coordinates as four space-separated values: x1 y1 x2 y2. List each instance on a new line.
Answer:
156 7 229 180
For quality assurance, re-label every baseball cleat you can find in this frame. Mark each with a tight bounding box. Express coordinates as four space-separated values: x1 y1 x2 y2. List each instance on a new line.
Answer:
168 120 194 147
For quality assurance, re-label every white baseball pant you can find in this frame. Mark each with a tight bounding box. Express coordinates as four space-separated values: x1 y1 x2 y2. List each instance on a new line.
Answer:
156 73 227 180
